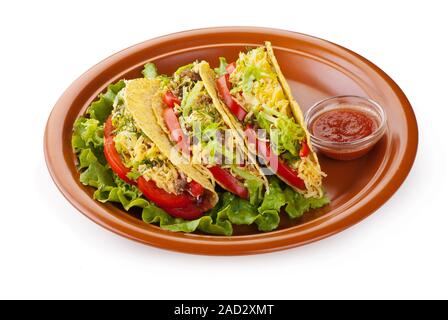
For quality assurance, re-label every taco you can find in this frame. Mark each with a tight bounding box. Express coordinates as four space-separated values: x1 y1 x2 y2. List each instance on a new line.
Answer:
150 62 269 206
100 78 218 219
212 42 326 199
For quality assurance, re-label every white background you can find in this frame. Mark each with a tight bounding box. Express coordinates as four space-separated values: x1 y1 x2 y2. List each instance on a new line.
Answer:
1 0 447 300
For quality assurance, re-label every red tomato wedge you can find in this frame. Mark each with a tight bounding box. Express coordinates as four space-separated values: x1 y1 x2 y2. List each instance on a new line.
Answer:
162 90 181 108
138 178 214 220
103 117 134 185
244 126 306 191
226 62 236 75
163 108 183 142
299 141 310 158
216 75 247 122
189 180 205 198
163 106 190 154
276 161 306 190
162 206 205 220
137 177 195 208
103 116 211 219
208 166 249 199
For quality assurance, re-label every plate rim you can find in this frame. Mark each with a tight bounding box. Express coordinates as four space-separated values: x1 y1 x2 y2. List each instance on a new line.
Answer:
44 27 418 255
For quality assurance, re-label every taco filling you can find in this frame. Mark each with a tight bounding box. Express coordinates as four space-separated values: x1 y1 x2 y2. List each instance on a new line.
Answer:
154 62 268 206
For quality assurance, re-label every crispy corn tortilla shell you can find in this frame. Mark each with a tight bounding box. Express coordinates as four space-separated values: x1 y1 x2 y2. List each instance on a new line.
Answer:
265 41 321 171
124 78 218 207
198 61 269 190
151 90 170 135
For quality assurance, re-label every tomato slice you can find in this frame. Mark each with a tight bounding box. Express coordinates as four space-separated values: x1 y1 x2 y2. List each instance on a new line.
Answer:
137 177 195 208
104 117 134 185
137 177 216 220
163 90 181 108
163 108 183 142
299 141 310 158
226 62 236 75
189 180 205 198
162 107 189 155
216 75 247 122
208 166 249 199
137 177 213 220
139 178 213 220
163 206 205 220
244 126 306 190
276 161 306 190
245 126 271 162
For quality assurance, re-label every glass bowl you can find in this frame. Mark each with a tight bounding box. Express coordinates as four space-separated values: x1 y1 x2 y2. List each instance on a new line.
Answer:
304 95 387 160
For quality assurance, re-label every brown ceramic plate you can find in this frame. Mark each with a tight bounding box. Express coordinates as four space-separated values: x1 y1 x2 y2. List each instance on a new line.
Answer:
44 27 418 255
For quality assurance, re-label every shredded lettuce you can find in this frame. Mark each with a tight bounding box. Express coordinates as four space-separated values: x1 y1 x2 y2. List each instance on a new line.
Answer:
241 65 267 92
181 81 204 118
142 63 158 79
174 63 194 76
274 116 305 156
214 57 228 76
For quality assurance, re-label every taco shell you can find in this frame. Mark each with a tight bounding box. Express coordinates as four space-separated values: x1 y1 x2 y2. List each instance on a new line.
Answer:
265 41 321 170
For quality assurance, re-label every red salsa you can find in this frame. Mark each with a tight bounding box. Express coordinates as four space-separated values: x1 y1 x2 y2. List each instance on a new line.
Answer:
311 108 377 143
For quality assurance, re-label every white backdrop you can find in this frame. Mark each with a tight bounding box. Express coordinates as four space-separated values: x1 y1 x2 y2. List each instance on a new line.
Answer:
1 0 447 299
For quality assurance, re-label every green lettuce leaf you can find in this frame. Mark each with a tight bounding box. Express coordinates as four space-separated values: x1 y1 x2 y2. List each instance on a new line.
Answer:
94 175 149 211
284 188 330 219
231 166 264 206
72 118 103 151
258 177 286 214
77 146 100 169
142 203 233 236
87 80 125 123
217 193 259 225
255 177 286 231
79 160 114 189
255 210 280 232
72 117 107 165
